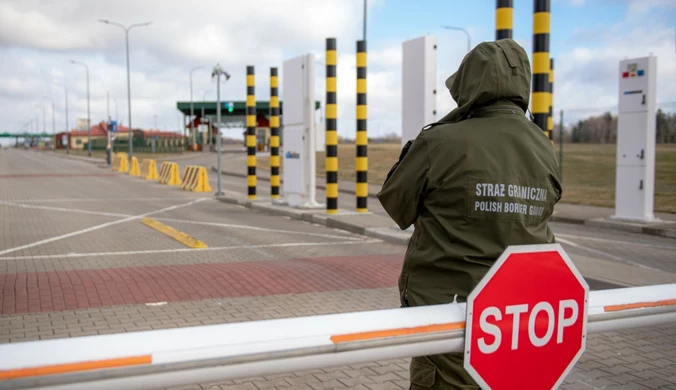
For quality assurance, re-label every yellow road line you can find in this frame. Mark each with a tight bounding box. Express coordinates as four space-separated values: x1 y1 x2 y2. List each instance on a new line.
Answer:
141 217 207 249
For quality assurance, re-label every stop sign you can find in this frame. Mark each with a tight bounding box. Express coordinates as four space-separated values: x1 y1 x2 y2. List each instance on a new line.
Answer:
464 244 589 390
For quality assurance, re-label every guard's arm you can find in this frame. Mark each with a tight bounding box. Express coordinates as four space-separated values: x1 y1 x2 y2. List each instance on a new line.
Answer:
377 133 430 230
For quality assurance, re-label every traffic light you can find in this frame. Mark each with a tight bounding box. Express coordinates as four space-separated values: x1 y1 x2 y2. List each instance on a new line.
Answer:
227 102 234 113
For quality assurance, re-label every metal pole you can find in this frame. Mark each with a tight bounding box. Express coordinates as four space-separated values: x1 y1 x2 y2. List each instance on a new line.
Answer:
441 25 471 53
107 91 112 166
270 67 280 200
70 60 91 155
212 64 230 197
65 87 69 153
190 66 204 152
216 68 222 196
532 0 551 133
559 109 564 182
125 30 132 157
356 40 368 212
496 0 514 40
202 90 212 152
548 58 555 141
86 66 91 156
246 65 256 200
52 102 55 150
326 38 339 214
100 20 153 157
43 97 56 150
363 0 367 41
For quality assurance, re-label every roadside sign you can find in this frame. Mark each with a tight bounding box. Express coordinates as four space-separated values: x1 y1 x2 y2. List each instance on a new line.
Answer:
464 244 589 390
110 120 118 133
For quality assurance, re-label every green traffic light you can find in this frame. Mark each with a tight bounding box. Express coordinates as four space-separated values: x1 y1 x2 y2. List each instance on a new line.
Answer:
228 107 233 113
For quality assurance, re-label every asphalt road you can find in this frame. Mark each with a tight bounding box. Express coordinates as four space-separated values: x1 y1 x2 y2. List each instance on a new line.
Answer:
1 148 675 390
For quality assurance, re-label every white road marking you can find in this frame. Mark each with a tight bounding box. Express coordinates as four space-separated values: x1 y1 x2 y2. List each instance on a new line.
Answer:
0 239 383 261
18 197 202 203
556 233 676 251
0 200 132 218
556 237 659 271
154 217 364 241
0 198 207 256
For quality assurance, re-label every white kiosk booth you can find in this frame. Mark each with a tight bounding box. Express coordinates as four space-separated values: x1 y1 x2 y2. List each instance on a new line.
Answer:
281 53 322 209
612 55 657 222
401 35 437 148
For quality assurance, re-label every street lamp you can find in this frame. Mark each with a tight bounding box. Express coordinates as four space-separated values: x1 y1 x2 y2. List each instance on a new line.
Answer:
70 59 91 156
35 104 45 148
42 96 56 150
190 66 205 151
35 104 46 133
99 19 152 158
441 25 472 53
202 89 213 151
53 82 69 154
211 63 231 196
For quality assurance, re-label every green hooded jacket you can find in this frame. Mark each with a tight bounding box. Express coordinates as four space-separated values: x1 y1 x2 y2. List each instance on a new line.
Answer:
377 38 562 389
379 38 562 310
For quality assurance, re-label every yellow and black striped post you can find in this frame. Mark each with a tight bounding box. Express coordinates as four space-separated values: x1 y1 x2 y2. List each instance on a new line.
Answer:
532 0 551 133
548 58 555 140
246 65 256 200
496 0 513 40
356 40 368 213
270 67 280 199
326 38 338 215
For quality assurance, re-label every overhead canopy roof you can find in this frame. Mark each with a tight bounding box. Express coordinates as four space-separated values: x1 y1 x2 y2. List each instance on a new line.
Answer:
176 101 321 116
0 132 52 138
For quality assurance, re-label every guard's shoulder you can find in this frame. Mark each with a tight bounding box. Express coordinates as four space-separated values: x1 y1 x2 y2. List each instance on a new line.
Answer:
421 120 458 133
421 122 440 131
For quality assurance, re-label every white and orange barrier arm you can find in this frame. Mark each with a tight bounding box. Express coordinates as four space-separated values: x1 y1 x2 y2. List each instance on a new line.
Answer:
1 284 675 390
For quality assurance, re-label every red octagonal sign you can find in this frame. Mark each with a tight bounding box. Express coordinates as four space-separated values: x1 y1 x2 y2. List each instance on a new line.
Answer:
464 244 589 390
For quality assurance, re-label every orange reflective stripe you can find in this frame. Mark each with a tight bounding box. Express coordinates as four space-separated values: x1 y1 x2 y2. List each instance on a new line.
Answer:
0 355 152 380
604 299 676 313
331 322 465 344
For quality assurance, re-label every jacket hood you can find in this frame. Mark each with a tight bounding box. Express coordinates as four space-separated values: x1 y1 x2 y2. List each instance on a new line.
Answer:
440 39 531 123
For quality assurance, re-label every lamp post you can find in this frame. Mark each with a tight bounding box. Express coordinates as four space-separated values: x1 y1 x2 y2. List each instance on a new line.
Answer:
190 66 205 151
35 105 45 148
441 25 472 53
53 82 69 153
35 104 46 133
99 19 152 158
69 59 91 156
42 96 56 150
211 64 231 196
202 89 213 151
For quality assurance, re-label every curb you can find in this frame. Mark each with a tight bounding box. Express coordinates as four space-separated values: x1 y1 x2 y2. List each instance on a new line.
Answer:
551 214 676 239
211 166 379 198
212 167 676 241
215 195 412 246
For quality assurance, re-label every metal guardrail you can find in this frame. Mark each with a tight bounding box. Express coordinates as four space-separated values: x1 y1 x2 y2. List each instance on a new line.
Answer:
0 284 675 390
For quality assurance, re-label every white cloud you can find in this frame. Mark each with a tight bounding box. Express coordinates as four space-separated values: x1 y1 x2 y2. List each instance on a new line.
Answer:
0 0 368 133
1 0 674 141
555 25 676 125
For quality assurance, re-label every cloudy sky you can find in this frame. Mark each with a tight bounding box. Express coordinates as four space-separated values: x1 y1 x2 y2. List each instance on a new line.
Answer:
1 0 675 139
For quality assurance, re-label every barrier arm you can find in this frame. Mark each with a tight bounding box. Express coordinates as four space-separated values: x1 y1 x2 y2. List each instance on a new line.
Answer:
1 284 675 390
